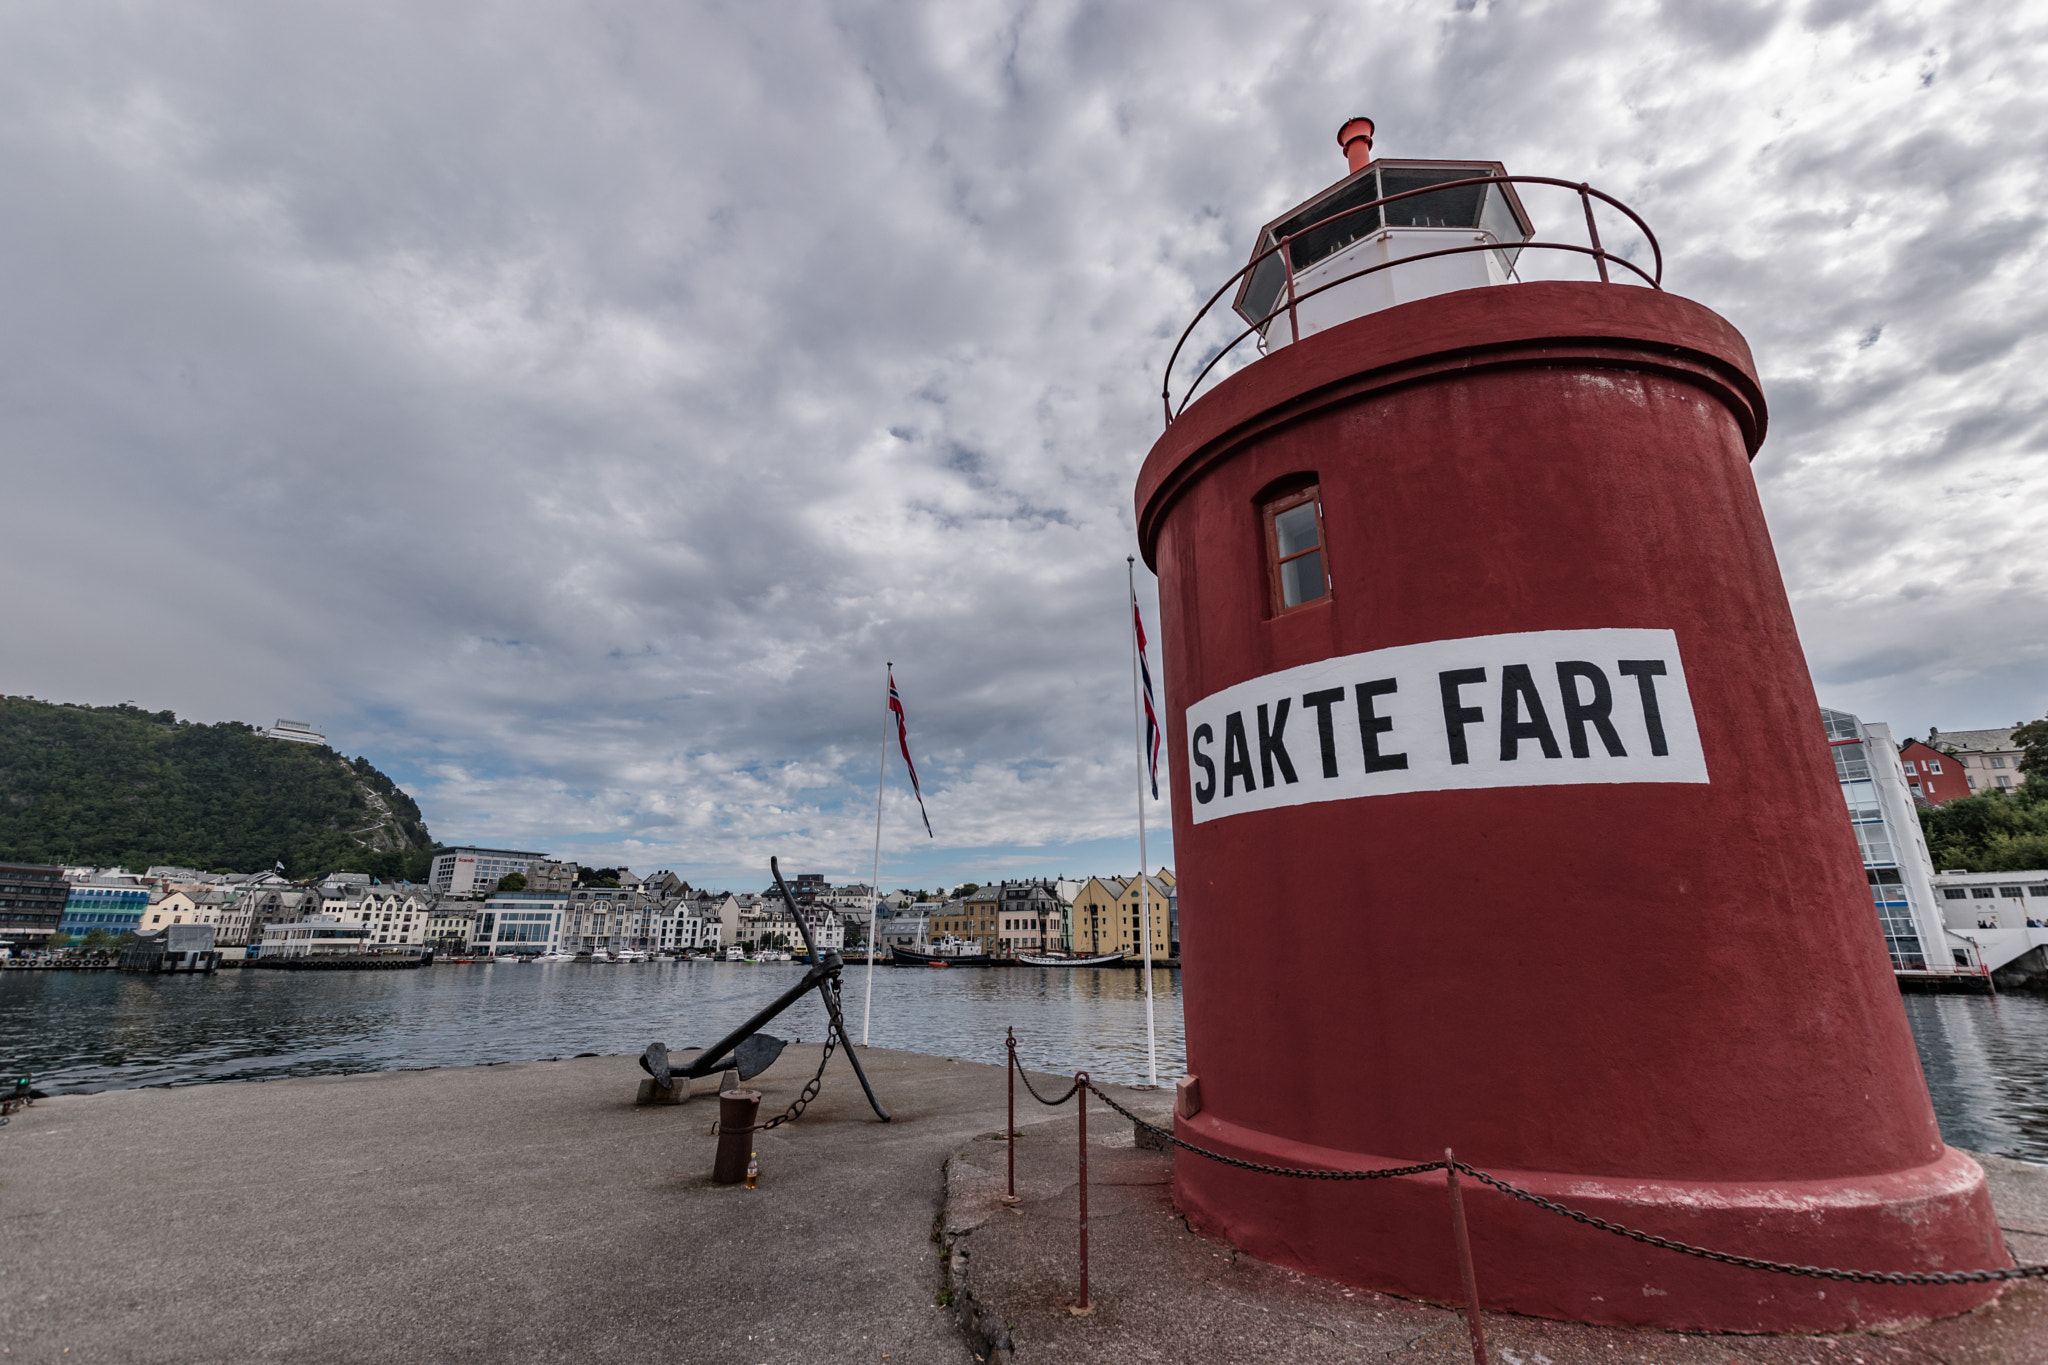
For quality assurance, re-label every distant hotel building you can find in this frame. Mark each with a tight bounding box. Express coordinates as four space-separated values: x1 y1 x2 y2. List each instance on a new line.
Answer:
430 847 550 898
262 719 326 745
0 863 68 948
1822 708 1950 970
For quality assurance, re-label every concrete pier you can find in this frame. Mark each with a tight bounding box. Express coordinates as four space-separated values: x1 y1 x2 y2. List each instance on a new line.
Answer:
3 1049 2045 1362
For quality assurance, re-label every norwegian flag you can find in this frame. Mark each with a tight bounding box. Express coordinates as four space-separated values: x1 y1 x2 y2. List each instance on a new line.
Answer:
888 666 934 837
1133 597 1162 800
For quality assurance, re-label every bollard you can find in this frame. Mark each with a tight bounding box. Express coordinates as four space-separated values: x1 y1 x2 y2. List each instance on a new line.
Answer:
1445 1149 1489 1365
1072 1072 1092 1315
713 1090 762 1184
1003 1028 1019 1204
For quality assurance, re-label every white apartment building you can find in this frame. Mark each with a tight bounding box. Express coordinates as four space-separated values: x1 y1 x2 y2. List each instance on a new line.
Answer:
262 719 326 745
430 847 550 898
1822 708 1953 971
1933 870 2048 931
1931 726 2031 794
259 916 373 957
351 886 432 948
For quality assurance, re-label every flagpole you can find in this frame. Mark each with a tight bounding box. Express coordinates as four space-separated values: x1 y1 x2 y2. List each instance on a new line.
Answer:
863 663 890 1046
1128 556 1159 1089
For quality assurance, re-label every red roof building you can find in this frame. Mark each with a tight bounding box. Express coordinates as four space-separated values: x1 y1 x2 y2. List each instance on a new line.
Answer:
1898 737 1970 805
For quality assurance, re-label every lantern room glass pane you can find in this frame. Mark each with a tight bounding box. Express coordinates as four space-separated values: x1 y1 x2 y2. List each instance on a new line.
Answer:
1280 550 1325 608
1380 167 1487 228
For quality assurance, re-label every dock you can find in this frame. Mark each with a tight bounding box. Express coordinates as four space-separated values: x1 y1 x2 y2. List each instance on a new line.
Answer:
2 1048 2043 1361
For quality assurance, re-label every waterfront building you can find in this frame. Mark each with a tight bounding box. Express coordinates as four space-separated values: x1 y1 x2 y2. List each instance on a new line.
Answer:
0 863 74 948
1821 708 1955 972
475 892 570 956
59 884 149 938
261 718 326 745
1898 737 1970 805
354 886 432 948
234 885 316 942
259 916 373 957
429 847 550 898
426 907 476 954
138 890 203 934
1930 725 2031 794
1934 869 2048 930
993 880 1066 955
1068 872 1174 959
523 859 579 893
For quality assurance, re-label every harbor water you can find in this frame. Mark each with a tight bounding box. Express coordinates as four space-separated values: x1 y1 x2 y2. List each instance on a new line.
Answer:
6 965 2047 1162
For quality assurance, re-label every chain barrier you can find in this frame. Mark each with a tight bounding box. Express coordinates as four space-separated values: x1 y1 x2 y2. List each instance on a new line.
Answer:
1010 1042 2048 1288
713 995 846 1136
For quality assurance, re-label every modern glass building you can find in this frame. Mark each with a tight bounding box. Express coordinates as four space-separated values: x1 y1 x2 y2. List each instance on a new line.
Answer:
475 892 568 956
60 886 149 936
1822 707 1951 971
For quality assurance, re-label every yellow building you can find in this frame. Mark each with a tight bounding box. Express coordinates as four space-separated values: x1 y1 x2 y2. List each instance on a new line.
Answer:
1069 869 1174 959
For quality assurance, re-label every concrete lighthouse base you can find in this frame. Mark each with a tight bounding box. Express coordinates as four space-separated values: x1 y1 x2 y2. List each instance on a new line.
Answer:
1173 1119 2005 1332
1136 281 2011 1333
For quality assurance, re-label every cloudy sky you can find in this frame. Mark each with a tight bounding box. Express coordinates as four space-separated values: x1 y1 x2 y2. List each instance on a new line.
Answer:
2 0 2044 890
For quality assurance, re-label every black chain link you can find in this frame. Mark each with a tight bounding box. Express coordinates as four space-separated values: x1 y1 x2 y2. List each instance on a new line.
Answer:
1009 1050 1082 1108
1011 1046 2048 1286
1450 1161 2048 1286
713 974 851 1135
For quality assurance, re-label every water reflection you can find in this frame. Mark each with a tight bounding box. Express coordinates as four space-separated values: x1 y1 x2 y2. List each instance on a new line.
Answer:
0 962 1185 1092
1901 993 2048 1161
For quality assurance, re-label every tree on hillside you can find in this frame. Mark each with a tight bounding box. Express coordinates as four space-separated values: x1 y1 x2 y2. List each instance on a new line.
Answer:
496 872 528 892
1921 782 2048 872
2015 715 2048 784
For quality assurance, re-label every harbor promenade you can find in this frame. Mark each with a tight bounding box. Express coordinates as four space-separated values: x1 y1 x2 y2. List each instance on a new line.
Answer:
3 1047 2044 1362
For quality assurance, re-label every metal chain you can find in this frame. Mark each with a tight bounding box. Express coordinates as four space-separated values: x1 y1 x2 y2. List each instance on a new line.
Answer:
1009 1050 1083 1108
1083 1077 1447 1182
1452 1162 2048 1286
1003 1054 2048 1287
713 972 847 1135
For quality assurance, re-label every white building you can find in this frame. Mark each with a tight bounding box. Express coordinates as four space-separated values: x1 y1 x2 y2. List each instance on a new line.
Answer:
259 916 373 957
1822 708 1958 972
430 847 550 898
262 719 326 745
474 892 570 956
351 886 433 949
1931 726 2031 795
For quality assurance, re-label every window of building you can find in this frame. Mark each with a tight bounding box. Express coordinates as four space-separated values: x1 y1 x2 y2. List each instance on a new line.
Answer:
1971 888 1997 899
1999 776 2014 788
2001 886 2026 899
1264 485 1328 612
1902 760 1916 773
1991 756 2008 769
1927 760 1942 774
1943 888 1969 900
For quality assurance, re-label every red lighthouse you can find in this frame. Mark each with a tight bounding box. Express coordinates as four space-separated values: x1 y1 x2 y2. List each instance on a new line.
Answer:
1137 123 2007 1332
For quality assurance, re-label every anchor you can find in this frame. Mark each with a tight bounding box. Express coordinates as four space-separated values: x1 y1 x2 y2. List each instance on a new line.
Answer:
638 856 890 1122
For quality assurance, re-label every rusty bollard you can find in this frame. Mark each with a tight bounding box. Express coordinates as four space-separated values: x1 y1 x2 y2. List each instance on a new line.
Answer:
713 1090 762 1184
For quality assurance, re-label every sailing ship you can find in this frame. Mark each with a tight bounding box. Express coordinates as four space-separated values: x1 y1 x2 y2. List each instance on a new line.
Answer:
1018 951 1125 967
889 933 993 967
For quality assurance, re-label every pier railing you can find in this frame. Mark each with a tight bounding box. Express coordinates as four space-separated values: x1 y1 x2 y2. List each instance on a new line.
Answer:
1160 176 1663 428
1004 1029 2048 1365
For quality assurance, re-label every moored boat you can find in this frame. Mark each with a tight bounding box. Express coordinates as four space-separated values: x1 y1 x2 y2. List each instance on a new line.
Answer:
890 938 994 967
1018 951 1125 967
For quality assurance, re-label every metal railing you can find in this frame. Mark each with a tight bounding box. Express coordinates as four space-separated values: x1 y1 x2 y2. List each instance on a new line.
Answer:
1160 176 1664 427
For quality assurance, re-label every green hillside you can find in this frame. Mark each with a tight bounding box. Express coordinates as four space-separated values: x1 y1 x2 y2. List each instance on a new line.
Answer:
0 697 435 879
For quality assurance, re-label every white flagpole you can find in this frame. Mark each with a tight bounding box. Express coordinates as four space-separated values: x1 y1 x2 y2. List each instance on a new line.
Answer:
1127 557 1159 1089
863 664 890 1046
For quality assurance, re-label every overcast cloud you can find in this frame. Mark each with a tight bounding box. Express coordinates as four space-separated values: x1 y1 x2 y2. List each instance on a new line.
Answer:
1 0 2043 887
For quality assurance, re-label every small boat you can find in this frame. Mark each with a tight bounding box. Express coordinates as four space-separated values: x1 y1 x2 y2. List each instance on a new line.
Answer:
927 960 950 969
890 938 994 968
492 953 521 963
724 947 746 962
534 950 576 963
615 949 648 963
1019 952 1126 967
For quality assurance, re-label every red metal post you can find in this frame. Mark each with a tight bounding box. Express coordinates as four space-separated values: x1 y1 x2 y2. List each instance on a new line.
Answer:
1076 1072 1091 1312
712 1090 762 1185
1281 239 1301 344
1004 1028 1019 1203
1580 185 1610 284
1445 1150 1489 1365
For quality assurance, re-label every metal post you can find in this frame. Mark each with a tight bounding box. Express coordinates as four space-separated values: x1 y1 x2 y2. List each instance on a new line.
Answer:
713 1090 762 1184
1445 1150 1489 1365
1075 1073 1091 1313
1004 1028 1019 1204
1579 186 1609 284
1280 238 1301 344
863 672 889 1044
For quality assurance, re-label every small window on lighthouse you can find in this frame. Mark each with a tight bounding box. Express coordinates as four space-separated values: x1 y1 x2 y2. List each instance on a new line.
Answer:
1265 486 1328 612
